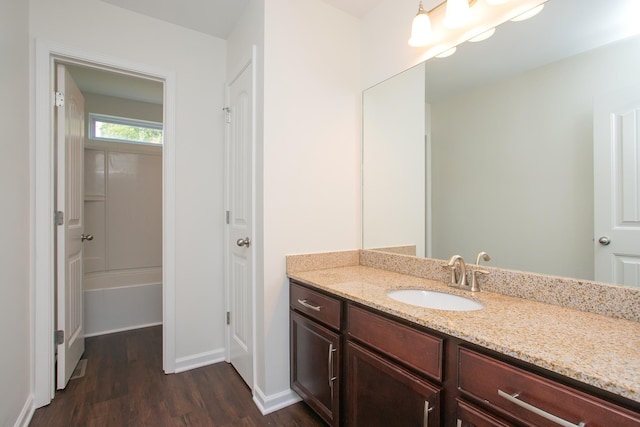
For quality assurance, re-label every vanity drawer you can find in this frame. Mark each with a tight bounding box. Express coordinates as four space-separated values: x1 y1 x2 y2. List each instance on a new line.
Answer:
347 304 443 382
290 282 342 330
458 347 640 427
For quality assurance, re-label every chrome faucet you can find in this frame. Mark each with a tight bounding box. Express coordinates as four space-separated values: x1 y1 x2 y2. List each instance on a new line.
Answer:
470 252 491 292
447 255 467 288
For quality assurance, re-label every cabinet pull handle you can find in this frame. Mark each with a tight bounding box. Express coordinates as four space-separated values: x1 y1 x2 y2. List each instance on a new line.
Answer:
297 299 321 311
497 389 586 427
423 400 433 427
328 343 337 399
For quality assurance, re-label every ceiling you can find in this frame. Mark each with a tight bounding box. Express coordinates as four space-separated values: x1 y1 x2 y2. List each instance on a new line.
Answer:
100 0 380 39
74 0 383 104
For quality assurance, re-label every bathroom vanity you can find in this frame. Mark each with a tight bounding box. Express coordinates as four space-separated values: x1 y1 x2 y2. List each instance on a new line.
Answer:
288 251 640 426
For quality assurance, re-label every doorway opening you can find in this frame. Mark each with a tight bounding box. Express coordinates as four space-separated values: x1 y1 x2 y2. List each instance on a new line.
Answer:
34 40 177 407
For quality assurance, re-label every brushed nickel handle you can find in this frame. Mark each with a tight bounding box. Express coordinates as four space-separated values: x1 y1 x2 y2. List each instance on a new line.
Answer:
328 343 337 399
81 234 93 242
498 389 585 427
423 400 434 427
236 237 251 247
598 236 611 245
297 299 321 311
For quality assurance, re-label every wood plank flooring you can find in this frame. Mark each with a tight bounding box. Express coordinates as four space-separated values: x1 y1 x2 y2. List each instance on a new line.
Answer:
30 326 325 426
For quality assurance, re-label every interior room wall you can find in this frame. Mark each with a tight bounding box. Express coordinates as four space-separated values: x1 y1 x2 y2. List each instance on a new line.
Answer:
431 35 640 280
1 1 31 426
29 0 227 374
260 0 361 407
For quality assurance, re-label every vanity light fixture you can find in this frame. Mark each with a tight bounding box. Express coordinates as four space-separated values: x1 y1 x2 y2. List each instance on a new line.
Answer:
468 27 496 42
443 0 472 29
511 3 544 21
408 1 432 47
408 0 477 47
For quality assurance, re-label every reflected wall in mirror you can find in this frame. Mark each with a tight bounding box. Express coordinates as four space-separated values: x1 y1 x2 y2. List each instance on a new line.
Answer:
362 0 640 287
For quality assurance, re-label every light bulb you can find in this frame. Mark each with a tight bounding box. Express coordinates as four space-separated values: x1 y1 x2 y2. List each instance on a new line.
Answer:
444 0 472 29
408 2 432 47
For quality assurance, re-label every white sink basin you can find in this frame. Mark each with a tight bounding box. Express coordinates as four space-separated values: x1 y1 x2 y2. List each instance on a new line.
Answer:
386 289 484 311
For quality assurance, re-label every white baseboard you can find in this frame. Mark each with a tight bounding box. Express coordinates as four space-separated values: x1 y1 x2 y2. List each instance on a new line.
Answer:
84 321 163 338
14 394 35 427
84 283 162 336
253 386 301 415
174 348 226 373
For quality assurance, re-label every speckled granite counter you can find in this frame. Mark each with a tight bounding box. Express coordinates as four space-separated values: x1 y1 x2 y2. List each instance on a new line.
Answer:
287 252 640 405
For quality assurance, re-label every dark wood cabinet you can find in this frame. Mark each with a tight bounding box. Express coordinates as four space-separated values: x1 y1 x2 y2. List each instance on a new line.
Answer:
346 341 441 426
290 282 342 426
289 280 640 426
457 346 640 427
455 399 515 427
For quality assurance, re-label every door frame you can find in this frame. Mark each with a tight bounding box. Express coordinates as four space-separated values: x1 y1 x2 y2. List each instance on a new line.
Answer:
32 39 177 407
223 46 257 391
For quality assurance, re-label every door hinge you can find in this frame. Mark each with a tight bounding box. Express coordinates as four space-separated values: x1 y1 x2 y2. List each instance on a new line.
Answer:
223 107 231 123
226 311 231 325
54 330 64 345
55 210 64 226
226 210 230 224
54 91 65 107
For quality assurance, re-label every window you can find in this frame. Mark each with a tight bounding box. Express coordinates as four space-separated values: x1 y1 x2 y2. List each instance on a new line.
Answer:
89 113 163 145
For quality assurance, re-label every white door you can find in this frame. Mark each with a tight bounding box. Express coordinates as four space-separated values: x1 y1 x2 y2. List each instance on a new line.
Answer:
594 86 640 287
226 58 254 388
56 64 86 389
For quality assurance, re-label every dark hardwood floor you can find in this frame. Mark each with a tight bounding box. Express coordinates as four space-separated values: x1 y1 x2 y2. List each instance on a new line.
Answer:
30 326 325 426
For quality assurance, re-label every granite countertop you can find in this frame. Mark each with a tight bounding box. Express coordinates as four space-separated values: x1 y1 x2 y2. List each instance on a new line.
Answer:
288 264 640 404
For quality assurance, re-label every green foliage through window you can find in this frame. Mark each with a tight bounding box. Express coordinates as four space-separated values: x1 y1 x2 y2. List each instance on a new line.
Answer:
90 114 163 145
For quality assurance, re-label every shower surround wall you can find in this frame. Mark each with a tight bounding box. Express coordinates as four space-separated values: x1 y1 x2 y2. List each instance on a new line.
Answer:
83 93 163 336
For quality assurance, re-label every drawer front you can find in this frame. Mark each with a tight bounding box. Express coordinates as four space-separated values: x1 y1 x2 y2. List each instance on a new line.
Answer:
347 304 443 382
290 282 342 330
458 347 640 427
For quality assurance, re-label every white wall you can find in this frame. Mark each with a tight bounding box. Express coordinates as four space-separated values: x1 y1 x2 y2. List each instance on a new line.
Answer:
1 0 32 426
30 0 227 372
261 0 361 404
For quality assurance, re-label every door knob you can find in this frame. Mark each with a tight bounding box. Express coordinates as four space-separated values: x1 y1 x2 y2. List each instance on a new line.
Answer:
598 236 611 246
236 237 251 247
81 234 94 242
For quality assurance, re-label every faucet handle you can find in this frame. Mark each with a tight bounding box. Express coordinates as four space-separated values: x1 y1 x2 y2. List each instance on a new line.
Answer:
470 269 489 292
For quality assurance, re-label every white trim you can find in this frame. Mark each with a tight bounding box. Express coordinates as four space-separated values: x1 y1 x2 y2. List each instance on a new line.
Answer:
174 349 226 373
84 322 163 338
12 394 35 427
32 39 176 407
252 386 301 415
224 46 258 392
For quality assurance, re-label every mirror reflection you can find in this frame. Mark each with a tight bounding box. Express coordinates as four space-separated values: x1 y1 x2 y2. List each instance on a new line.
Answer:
362 0 640 286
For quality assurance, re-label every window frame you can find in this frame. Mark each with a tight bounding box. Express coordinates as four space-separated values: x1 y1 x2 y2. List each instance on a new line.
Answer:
89 113 164 146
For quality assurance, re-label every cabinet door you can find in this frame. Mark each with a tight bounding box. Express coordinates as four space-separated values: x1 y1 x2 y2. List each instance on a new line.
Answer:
291 310 340 426
456 399 515 427
346 341 440 427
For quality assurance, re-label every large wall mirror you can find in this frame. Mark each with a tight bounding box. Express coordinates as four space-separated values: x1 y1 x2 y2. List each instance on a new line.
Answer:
362 0 640 287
